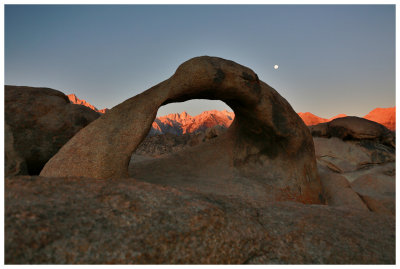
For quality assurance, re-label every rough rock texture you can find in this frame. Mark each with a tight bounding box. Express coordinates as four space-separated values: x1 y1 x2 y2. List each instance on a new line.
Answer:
317 165 369 211
340 161 395 183
5 176 395 264
350 173 395 215
132 125 227 160
5 86 101 175
40 56 322 204
315 148 395 216
313 137 395 173
5 123 28 176
131 133 199 160
204 124 227 139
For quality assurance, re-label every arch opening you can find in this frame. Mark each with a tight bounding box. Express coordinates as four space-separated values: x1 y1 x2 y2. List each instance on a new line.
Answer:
129 99 235 165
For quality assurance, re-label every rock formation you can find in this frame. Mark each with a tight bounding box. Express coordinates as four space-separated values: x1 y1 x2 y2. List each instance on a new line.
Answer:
5 86 101 175
310 116 395 215
6 61 395 264
40 56 322 204
317 165 369 211
350 173 395 215
309 116 395 147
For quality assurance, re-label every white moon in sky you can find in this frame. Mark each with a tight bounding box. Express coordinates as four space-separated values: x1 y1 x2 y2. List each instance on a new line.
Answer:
274 64 279 70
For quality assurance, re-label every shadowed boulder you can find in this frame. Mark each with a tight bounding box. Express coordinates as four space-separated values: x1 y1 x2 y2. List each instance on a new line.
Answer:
5 86 101 175
5 123 28 176
310 116 395 147
40 56 322 204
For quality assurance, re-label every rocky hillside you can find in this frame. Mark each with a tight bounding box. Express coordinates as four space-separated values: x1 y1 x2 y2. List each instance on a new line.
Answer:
132 125 227 161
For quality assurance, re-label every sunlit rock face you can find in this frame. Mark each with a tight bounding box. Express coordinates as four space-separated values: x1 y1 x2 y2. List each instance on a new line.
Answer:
40 56 322 204
363 107 395 131
297 112 349 126
5 86 100 175
297 112 328 126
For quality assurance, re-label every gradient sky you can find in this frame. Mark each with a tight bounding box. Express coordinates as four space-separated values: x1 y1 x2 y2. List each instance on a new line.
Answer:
5 5 395 118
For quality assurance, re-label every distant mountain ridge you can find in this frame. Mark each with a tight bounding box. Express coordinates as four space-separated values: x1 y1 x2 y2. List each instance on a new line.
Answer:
150 110 234 135
67 94 109 114
67 94 395 132
150 108 395 135
297 112 349 126
364 107 396 131
297 109 395 131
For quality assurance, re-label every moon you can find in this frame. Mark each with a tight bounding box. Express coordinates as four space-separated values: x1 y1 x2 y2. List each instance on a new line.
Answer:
274 64 279 70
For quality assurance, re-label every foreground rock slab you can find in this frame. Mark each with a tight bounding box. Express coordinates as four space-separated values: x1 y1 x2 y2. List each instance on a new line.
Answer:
41 56 322 203
5 176 395 264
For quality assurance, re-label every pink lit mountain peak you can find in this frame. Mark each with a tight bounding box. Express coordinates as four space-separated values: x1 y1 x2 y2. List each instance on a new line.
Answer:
67 94 109 114
67 93 395 132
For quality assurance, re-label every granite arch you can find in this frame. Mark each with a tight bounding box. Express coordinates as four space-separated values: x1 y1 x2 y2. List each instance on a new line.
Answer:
41 56 322 203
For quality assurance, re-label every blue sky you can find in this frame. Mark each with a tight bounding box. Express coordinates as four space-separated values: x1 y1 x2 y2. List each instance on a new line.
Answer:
5 5 395 117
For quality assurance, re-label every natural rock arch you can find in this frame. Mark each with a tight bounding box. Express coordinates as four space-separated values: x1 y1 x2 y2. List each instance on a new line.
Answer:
40 56 322 203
